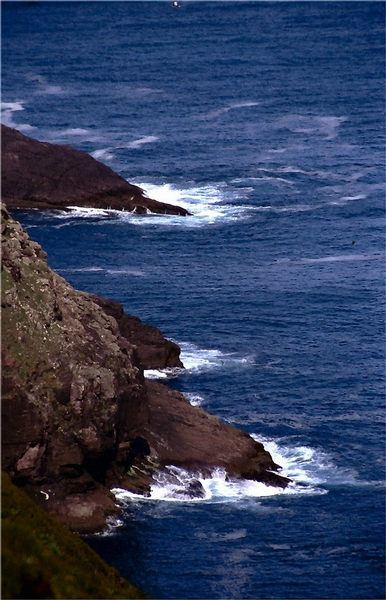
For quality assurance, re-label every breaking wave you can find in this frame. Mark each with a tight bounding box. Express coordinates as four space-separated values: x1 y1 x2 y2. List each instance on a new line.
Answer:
1 100 35 132
144 341 255 379
111 433 372 508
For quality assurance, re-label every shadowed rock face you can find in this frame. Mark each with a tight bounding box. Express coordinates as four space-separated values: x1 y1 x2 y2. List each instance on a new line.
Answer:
88 294 183 370
1 125 190 215
1 206 288 532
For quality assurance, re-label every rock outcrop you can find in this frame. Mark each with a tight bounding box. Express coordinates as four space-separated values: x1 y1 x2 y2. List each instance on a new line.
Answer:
1 206 289 532
1 125 190 215
88 294 183 370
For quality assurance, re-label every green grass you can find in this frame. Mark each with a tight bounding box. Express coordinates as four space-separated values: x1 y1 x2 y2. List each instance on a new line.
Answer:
2 472 149 599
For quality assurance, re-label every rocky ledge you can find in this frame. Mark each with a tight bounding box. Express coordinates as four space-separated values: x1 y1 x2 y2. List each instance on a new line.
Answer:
1 125 189 215
1 206 289 532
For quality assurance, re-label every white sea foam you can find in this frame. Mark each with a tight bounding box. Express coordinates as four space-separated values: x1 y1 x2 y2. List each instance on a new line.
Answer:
1 100 35 132
131 181 254 227
185 392 206 407
58 265 145 277
275 114 347 140
111 458 323 506
272 253 383 267
90 148 115 161
199 101 259 120
126 135 160 149
61 127 92 136
43 181 254 228
145 342 254 380
111 428 371 506
253 435 360 487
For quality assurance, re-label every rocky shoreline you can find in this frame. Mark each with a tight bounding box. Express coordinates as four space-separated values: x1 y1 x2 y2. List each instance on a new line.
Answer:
2 205 289 533
1 125 190 215
2 127 289 534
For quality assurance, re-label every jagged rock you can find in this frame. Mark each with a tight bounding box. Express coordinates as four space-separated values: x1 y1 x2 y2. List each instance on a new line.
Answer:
88 294 183 370
1 206 288 532
1 125 190 215
143 380 289 487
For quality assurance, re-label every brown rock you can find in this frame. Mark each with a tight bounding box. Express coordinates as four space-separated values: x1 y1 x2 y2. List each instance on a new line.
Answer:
1 206 288 531
1 125 190 215
143 380 289 487
88 293 183 370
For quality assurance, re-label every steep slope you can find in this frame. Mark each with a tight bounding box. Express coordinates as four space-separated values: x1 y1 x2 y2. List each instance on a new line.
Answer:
1 205 288 532
1 472 148 599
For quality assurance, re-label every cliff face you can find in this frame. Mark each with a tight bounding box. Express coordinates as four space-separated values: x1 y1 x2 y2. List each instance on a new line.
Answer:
1 125 189 215
2 205 150 530
2 206 288 532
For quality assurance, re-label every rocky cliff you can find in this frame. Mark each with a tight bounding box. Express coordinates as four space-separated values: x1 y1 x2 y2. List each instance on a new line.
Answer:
1 125 189 215
1 205 289 532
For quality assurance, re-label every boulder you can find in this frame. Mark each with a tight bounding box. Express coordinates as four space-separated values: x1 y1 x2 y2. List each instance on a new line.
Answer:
1 125 190 215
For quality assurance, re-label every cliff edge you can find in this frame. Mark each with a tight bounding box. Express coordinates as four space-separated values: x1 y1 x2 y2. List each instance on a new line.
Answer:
1 205 288 532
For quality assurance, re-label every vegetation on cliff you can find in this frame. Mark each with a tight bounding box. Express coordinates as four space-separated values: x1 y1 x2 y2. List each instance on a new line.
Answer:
1 472 148 599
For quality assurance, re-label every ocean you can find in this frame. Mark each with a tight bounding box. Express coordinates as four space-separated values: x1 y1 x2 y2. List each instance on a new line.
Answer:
2 1 385 598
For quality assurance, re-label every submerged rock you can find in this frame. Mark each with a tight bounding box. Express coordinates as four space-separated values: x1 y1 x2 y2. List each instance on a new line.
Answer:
1 206 288 532
1 125 190 215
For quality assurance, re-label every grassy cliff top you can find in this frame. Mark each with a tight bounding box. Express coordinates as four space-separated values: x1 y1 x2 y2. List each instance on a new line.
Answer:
1 472 148 599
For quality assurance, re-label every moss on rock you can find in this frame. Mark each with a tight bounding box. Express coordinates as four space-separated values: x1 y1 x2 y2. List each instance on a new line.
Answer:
1 472 148 599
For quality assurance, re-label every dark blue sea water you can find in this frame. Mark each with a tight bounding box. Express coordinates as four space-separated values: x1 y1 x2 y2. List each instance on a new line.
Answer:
2 2 385 598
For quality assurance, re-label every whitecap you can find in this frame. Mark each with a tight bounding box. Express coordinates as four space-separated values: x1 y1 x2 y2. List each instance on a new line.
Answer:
199 101 259 120
61 127 92 136
90 148 115 161
297 253 382 265
126 135 160 149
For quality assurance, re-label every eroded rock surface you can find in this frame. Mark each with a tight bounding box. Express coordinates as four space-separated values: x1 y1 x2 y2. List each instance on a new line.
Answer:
1 125 189 215
2 206 288 531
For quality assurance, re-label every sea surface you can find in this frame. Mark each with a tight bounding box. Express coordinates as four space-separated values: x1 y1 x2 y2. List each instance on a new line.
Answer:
2 2 385 598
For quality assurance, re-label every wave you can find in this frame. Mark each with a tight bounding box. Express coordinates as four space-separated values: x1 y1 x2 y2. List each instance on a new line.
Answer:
126 135 160 149
110 431 375 508
252 435 361 487
184 392 206 407
133 181 255 227
273 253 383 267
1 100 35 132
144 342 255 380
111 465 320 507
111 437 333 507
274 114 347 140
44 181 254 228
90 148 115 161
199 101 259 120
57 265 146 277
